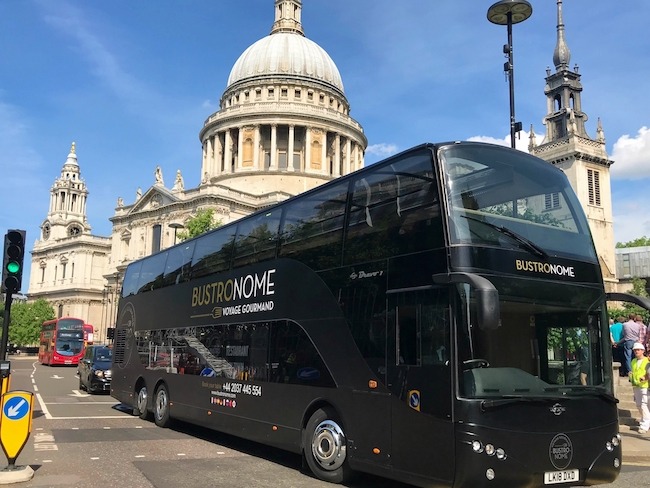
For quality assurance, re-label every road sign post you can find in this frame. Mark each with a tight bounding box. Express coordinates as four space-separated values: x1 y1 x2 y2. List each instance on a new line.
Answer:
0 390 34 481
0 362 9 396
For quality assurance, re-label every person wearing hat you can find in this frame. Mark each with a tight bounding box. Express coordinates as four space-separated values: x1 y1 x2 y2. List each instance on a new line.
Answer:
630 342 650 434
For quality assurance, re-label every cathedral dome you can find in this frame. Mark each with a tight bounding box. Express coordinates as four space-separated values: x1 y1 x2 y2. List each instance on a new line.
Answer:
227 32 344 94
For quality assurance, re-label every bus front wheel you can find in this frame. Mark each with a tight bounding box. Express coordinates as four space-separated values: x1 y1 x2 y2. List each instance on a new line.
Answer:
153 384 171 428
134 385 150 420
303 408 351 484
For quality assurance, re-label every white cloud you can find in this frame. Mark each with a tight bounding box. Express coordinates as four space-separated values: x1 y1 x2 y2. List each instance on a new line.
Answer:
40 1 150 104
611 126 650 180
366 143 398 158
613 194 650 244
467 133 530 153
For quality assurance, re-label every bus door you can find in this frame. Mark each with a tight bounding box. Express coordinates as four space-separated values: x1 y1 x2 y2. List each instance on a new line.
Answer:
386 288 453 482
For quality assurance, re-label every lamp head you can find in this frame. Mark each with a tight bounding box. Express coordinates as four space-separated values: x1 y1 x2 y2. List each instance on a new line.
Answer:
487 0 533 25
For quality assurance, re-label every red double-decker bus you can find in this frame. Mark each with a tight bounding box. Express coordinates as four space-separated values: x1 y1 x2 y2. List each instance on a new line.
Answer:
39 317 87 366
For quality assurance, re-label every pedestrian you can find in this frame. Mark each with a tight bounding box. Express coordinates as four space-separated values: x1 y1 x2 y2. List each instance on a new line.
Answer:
636 314 649 350
610 316 625 375
623 313 644 376
629 342 650 434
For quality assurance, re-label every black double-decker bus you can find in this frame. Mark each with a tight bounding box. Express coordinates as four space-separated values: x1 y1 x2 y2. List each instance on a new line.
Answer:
112 142 625 487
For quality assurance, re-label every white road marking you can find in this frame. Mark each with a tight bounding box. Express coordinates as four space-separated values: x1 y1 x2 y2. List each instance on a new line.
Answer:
35 393 53 420
69 390 90 397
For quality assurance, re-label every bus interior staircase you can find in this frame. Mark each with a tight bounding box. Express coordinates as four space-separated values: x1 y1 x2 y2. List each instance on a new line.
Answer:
180 335 234 377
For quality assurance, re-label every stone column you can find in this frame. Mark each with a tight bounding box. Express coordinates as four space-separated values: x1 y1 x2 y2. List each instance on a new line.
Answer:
215 133 223 174
344 138 351 175
253 125 261 170
201 140 208 180
270 124 277 170
333 134 341 177
224 130 232 174
322 132 328 175
288 125 295 171
305 127 311 173
237 127 243 171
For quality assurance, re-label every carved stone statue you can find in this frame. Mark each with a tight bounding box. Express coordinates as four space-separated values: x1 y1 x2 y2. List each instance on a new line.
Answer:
172 169 184 192
155 166 164 186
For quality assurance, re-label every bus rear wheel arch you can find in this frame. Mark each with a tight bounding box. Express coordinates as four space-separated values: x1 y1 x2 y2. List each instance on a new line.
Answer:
303 407 351 484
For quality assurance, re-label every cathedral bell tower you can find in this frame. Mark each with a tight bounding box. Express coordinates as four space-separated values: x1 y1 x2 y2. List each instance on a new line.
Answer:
530 0 617 291
41 142 91 241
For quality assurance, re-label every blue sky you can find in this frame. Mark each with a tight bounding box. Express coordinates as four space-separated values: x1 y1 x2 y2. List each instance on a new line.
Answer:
1 0 649 287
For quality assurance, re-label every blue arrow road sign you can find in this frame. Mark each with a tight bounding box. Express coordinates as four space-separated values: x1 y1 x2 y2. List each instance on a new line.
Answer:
3 396 29 420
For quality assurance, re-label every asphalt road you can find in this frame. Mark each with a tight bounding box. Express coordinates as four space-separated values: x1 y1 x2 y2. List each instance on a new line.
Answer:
3 356 650 488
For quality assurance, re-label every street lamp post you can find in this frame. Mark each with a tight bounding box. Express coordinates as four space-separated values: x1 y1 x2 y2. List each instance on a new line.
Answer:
169 223 184 245
487 0 533 149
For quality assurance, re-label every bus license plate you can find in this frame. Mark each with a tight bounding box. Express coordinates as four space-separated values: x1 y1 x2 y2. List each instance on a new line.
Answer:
544 469 579 484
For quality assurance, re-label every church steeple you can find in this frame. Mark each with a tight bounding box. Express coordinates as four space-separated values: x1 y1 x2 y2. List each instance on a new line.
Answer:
552 0 571 70
271 0 304 36
536 0 589 142
42 142 91 241
530 1 616 290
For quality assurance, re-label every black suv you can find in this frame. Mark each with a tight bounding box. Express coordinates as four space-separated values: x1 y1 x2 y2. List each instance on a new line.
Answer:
78 345 112 394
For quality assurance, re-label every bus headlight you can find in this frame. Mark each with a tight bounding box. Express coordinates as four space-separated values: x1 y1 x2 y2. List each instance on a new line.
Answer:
472 440 484 453
496 448 506 460
485 444 495 456
611 435 620 447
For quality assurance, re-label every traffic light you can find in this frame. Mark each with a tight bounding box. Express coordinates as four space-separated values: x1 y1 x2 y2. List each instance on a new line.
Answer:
2 230 26 294
107 328 115 340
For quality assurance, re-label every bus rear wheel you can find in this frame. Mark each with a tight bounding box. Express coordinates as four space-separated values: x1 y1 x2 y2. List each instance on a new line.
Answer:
303 408 351 484
134 385 150 420
153 383 171 428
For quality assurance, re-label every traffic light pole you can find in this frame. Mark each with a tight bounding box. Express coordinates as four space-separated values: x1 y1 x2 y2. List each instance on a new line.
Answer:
1 292 13 361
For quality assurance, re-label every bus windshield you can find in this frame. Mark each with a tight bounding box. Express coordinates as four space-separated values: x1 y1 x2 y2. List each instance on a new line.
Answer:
440 144 597 262
55 330 85 356
458 278 610 400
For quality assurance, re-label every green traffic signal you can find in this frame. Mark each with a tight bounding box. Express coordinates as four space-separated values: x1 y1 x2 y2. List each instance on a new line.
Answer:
2 229 26 293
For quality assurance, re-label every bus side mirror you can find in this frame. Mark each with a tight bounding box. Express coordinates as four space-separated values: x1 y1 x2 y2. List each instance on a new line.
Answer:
432 272 500 331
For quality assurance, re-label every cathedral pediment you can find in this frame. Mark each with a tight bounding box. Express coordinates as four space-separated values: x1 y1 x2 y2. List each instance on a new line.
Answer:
128 186 179 214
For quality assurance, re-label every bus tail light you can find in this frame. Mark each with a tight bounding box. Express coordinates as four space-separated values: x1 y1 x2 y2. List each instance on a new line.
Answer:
368 380 377 389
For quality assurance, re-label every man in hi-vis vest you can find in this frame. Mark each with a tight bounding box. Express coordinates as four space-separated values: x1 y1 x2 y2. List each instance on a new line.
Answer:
630 342 650 434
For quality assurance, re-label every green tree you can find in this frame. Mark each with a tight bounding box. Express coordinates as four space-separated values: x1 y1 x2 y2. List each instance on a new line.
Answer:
8 299 55 346
616 236 650 248
177 209 222 241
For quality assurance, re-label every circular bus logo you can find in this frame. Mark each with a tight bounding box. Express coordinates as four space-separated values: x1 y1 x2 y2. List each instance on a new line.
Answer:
549 433 573 469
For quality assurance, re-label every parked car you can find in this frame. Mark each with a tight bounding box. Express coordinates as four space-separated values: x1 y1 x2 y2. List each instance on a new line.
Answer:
78 345 112 394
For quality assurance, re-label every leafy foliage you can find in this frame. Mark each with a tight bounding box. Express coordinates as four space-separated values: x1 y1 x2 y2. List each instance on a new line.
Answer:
177 209 222 241
616 236 650 248
484 203 566 228
4 299 55 346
